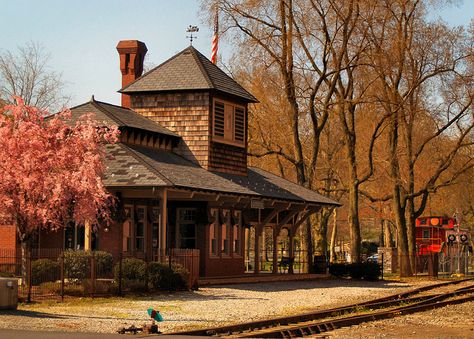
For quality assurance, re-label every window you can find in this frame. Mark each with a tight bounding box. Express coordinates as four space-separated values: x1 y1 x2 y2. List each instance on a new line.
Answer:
65 222 85 250
221 210 231 255
151 207 160 254
423 229 430 239
210 223 217 256
212 99 245 146
233 211 242 255
122 206 132 253
209 209 218 256
135 206 146 252
221 223 230 255
177 209 197 249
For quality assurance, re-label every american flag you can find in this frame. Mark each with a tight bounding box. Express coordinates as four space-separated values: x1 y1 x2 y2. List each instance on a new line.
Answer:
211 6 218 64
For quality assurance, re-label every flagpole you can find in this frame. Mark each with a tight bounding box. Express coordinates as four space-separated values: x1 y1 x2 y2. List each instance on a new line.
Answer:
211 3 219 64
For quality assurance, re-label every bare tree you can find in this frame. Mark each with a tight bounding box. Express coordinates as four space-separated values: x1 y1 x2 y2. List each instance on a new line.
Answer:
0 42 70 112
204 0 353 268
364 0 474 276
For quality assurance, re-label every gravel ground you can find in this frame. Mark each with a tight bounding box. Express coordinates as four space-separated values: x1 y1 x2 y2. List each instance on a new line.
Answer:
0 278 462 335
326 301 474 338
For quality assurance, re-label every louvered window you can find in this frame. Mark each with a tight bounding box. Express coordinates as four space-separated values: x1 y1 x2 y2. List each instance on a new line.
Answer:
214 102 225 137
234 107 245 142
213 99 246 146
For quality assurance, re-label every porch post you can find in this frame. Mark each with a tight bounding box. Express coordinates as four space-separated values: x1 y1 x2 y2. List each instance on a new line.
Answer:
159 188 168 259
254 207 284 274
254 225 261 274
289 228 294 274
272 227 279 274
84 220 91 251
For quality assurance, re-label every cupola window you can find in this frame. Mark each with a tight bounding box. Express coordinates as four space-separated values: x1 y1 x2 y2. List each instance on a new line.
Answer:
212 99 245 146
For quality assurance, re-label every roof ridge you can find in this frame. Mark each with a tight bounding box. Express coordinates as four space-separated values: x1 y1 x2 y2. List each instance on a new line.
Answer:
90 101 127 126
118 143 174 186
119 46 193 93
93 99 132 111
188 46 215 89
191 47 258 102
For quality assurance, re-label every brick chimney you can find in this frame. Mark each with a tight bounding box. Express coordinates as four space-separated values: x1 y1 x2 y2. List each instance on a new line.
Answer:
116 40 147 108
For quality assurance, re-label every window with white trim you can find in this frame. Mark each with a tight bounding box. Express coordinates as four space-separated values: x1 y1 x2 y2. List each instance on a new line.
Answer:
135 206 146 252
212 99 245 146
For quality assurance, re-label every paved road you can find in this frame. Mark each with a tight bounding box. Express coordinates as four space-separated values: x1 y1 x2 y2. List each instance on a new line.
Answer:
0 329 206 339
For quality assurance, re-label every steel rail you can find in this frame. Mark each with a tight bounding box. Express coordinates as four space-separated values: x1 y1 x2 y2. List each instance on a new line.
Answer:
169 278 473 337
238 286 474 338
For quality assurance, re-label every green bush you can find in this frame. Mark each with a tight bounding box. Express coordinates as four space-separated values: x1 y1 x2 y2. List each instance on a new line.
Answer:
328 263 349 278
114 258 147 282
63 250 114 281
63 250 89 280
122 279 148 293
172 264 190 290
0 271 15 278
93 251 113 277
147 262 189 291
329 262 381 281
32 259 60 285
147 262 170 290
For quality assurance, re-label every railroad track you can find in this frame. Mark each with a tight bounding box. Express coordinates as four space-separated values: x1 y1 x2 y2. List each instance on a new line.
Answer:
170 278 474 338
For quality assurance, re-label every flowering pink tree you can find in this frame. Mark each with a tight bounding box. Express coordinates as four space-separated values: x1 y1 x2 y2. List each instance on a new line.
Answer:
0 98 119 271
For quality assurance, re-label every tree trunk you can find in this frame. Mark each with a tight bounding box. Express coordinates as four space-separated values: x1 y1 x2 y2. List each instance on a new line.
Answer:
305 218 313 273
348 184 361 263
329 209 337 263
393 201 411 276
383 219 392 248
406 201 417 273
314 211 329 257
20 238 29 287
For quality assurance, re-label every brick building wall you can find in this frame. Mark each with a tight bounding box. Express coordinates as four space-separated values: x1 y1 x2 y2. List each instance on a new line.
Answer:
0 224 17 254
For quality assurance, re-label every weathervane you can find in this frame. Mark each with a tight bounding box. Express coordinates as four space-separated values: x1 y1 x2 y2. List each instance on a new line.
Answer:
186 25 199 45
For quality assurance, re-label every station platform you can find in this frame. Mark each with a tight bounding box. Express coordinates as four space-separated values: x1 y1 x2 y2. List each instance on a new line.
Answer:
198 273 330 286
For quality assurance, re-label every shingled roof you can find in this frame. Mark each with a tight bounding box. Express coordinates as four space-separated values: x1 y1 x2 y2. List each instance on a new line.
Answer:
104 143 339 206
119 46 258 103
70 98 179 138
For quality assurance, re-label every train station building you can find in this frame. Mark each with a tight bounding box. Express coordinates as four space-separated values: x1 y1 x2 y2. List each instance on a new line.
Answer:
0 40 339 278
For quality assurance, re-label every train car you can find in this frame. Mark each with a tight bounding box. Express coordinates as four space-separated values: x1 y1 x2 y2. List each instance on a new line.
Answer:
415 216 454 255
416 216 471 255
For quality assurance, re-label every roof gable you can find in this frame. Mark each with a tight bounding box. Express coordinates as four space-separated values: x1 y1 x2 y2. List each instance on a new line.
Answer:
69 99 179 138
120 46 258 102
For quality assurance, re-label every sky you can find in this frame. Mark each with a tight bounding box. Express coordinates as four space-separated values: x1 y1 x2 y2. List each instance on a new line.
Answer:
1 0 473 108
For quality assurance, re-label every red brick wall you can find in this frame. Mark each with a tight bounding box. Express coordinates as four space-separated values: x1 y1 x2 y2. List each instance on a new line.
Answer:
0 224 17 253
39 229 63 249
200 222 245 277
98 221 122 259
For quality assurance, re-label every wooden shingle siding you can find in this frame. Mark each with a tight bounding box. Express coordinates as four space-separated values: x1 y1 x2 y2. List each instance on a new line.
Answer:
209 141 247 175
132 92 211 168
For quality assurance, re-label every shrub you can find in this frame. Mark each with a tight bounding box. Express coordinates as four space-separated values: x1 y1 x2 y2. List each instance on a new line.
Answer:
0 271 15 278
147 262 189 291
147 262 170 290
62 250 114 281
32 258 60 285
329 262 381 281
328 263 349 278
172 264 190 290
93 251 113 277
114 258 147 282
122 279 148 293
63 250 89 280
82 279 115 294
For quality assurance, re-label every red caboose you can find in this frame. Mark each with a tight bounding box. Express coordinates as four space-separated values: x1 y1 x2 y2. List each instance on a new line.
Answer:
415 216 454 255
